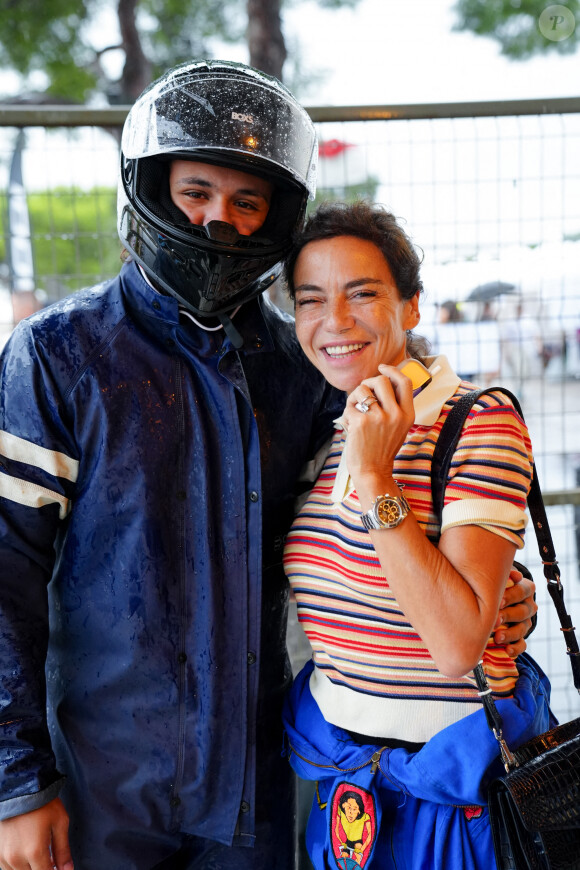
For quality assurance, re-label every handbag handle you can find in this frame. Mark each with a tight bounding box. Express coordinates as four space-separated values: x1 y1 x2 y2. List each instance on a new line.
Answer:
431 387 580 695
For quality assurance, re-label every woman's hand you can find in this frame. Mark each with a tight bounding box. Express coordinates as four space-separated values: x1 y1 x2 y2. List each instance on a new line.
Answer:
342 363 415 492
493 569 537 658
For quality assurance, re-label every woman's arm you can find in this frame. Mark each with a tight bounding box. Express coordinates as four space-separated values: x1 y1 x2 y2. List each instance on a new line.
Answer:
364 504 514 677
344 364 529 677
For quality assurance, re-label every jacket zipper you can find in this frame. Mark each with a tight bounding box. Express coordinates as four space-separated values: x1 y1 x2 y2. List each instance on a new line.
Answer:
172 356 187 823
289 742 387 775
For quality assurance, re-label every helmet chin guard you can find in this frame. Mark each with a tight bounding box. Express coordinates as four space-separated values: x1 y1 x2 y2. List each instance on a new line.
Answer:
118 59 317 317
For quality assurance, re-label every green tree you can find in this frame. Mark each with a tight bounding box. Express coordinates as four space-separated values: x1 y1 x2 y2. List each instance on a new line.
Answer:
310 176 380 211
1 186 120 300
453 0 580 58
0 0 360 103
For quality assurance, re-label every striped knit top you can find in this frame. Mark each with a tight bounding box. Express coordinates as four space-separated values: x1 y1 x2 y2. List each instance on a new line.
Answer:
283 356 534 743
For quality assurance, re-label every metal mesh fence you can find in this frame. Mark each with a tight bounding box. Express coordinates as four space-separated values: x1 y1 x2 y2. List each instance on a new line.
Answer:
0 101 579 721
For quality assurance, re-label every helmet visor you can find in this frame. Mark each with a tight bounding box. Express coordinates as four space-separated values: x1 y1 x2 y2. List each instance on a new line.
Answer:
122 63 317 199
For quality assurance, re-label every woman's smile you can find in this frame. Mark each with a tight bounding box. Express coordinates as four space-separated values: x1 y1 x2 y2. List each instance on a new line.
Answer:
323 342 368 358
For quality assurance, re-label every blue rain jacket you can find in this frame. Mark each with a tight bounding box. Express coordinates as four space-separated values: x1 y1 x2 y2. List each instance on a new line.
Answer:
283 657 554 870
0 262 341 852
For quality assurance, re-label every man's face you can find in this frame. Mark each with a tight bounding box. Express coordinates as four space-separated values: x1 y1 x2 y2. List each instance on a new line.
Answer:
169 159 272 236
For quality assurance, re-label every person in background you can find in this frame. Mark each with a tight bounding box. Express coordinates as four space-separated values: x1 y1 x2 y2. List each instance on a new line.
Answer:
434 298 476 380
282 200 549 870
438 298 463 323
0 65 535 870
500 300 544 397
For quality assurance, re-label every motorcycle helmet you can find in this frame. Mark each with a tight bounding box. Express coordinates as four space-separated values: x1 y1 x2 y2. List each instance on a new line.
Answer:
118 59 318 319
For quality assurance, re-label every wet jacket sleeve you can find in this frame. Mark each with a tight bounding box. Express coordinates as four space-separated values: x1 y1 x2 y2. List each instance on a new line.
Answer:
297 381 344 509
0 322 73 817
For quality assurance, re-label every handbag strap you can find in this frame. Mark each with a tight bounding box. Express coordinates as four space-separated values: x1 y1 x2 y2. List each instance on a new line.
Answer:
431 387 580 736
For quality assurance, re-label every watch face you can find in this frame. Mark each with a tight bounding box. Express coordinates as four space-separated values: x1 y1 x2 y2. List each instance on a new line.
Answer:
377 497 401 526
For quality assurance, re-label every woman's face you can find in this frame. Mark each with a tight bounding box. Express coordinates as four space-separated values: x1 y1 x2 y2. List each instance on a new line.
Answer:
294 236 420 394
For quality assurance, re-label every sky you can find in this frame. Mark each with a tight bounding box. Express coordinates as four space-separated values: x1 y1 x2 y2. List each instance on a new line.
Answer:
248 0 579 105
68 0 580 106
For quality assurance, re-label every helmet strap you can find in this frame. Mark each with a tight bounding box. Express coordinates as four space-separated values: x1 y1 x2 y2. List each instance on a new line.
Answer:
180 308 226 332
137 262 245 344
218 312 244 349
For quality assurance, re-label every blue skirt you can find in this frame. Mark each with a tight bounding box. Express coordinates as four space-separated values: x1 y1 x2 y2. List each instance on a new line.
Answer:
282 655 555 870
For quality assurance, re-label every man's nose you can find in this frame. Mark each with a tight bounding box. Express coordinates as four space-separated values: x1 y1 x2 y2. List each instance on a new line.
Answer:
202 198 233 227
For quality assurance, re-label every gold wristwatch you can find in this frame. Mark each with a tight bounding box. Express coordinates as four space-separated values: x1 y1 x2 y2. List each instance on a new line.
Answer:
361 493 410 530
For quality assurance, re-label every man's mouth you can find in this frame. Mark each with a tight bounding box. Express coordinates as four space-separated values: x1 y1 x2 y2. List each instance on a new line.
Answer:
323 343 366 358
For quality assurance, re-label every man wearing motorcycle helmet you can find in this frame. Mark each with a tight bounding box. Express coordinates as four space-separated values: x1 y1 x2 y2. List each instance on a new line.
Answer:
0 59 336 870
117 58 317 343
0 60 536 870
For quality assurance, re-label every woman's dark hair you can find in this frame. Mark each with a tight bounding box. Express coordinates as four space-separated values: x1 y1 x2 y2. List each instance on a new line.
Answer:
285 200 430 360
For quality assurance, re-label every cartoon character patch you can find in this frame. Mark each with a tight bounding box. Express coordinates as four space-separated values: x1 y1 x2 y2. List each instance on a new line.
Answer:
330 782 377 869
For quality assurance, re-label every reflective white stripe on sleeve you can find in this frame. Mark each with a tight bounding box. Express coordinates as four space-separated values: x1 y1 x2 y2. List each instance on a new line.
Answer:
0 430 78 481
0 474 70 519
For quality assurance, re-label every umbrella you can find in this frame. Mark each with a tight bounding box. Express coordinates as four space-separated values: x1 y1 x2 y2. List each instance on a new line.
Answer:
465 281 516 302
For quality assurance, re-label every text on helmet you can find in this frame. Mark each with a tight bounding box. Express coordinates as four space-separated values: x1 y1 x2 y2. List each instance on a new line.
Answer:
231 112 254 123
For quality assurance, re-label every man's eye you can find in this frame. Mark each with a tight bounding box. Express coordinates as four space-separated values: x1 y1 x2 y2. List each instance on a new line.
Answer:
236 200 258 211
296 297 319 307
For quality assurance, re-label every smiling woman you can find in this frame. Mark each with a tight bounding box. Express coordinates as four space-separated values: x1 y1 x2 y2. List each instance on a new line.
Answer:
292 235 419 394
285 200 430 390
281 200 549 870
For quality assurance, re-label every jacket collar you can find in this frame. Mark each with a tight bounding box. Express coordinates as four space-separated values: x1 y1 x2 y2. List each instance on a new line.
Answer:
122 261 277 356
414 355 461 426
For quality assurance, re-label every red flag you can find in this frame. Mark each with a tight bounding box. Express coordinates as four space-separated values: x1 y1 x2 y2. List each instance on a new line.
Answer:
318 139 356 159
